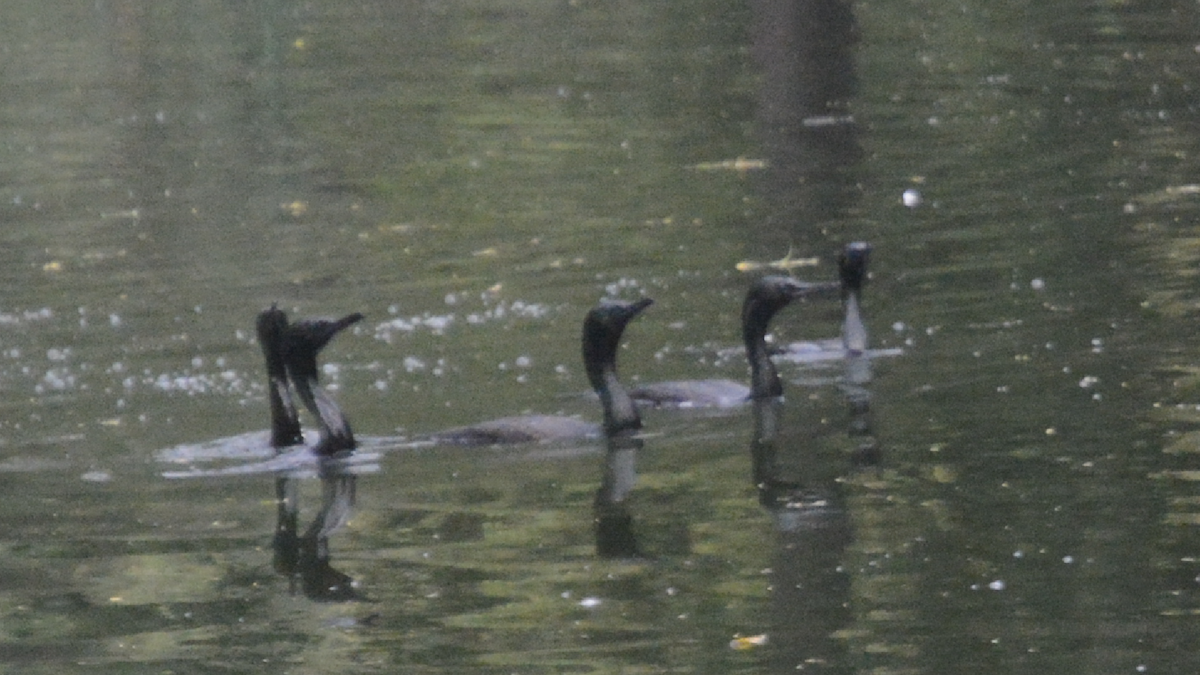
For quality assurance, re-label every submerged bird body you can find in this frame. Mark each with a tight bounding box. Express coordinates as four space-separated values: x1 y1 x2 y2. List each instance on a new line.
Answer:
628 378 750 409
431 298 652 446
433 414 600 446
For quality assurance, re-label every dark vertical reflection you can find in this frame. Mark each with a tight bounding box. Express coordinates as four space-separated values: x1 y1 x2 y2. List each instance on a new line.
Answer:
594 433 645 559
840 242 880 466
747 0 861 249
748 278 888 672
750 394 853 674
274 461 359 602
843 352 879 466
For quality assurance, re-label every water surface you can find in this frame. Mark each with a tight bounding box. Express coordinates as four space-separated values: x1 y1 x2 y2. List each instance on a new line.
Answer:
1 0 1199 673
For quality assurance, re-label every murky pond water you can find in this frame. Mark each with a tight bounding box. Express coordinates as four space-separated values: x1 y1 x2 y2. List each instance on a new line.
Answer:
2 0 1199 673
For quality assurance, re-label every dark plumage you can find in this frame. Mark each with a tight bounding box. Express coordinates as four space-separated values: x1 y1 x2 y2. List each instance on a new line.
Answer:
257 305 304 450
431 298 652 446
280 312 364 455
155 308 362 470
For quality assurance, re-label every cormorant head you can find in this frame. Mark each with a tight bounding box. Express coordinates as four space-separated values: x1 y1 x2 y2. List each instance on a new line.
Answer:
838 242 872 293
582 298 653 390
743 276 830 400
741 276 827 346
281 313 365 385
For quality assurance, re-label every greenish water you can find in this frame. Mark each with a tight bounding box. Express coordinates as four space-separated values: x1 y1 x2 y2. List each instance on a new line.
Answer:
1 0 1199 672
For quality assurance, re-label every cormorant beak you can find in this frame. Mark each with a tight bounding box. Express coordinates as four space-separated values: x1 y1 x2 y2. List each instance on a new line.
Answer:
292 313 365 355
624 297 654 320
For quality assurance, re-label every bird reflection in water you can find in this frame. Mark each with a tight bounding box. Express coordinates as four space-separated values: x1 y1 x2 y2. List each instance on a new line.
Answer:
749 393 853 672
261 305 364 600
748 246 882 673
273 463 360 602
837 242 881 467
593 432 645 559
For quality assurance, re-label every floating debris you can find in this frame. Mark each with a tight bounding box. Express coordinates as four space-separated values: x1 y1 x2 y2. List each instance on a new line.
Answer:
688 157 767 172
1129 184 1200 207
729 634 768 650
802 114 854 127
280 200 308 217
736 248 820 273
100 209 140 220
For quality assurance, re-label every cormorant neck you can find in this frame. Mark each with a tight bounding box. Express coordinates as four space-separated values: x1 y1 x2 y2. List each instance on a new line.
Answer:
258 306 303 450
743 288 785 400
837 241 871 355
268 379 304 449
582 299 651 436
842 289 867 354
746 327 781 400
293 375 357 455
596 363 641 435
585 334 641 434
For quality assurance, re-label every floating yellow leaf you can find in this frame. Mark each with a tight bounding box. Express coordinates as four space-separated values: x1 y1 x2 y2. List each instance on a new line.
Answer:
736 248 819 273
281 200 308 217
729 634 768 650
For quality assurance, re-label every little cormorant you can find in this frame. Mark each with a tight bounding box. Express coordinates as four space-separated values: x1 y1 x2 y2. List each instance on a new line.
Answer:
431 298 653 445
